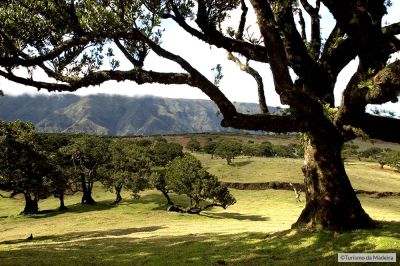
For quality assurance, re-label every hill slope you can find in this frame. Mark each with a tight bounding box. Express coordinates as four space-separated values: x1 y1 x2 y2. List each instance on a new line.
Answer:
0 94 276 135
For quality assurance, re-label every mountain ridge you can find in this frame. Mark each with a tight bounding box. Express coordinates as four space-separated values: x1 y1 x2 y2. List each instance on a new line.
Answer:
0 94 278 135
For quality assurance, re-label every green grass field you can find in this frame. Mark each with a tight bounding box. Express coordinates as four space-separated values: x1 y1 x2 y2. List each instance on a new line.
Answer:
1 155 400 265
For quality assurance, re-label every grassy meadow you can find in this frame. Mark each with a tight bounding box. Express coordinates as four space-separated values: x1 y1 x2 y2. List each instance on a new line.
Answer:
1 149 400 265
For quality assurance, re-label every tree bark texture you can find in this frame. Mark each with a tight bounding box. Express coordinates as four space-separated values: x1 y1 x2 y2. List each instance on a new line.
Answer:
22 193 39 214
80 173 95 205
292 135 375 231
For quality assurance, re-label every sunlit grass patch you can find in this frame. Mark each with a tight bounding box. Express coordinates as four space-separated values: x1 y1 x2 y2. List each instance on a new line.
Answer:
1 154 400 265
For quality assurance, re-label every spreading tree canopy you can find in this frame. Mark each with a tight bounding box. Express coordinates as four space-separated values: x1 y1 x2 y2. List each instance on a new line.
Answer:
0 121 54 214
1 0 400 231
104 139 152 204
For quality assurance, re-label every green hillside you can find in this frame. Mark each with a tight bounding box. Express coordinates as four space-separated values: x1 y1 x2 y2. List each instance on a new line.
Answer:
0 95 277 136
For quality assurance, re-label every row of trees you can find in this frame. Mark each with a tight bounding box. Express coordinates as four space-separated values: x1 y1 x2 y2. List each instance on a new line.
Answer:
187 137 304 164
0 121 235 215
342 143 400 170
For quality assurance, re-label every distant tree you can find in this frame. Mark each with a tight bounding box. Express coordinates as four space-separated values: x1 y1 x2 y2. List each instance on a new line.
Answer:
134 138 153 147
359 147 384 159
104 140 152 205
0 121 54 214
215 140 242 164
60 135 110 205
186 137 201 152
272 145 296 158
202 140 217 159
378 159 387 169
341 143 360 161
150 140 183 166
164 154 236 214
153 136 168 143
259 141 274 157
241 143 263 157
383 151 400 171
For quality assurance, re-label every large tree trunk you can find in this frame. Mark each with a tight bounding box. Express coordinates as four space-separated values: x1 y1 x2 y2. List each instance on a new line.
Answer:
81 190 95 204
292 134 375 231
22 193 39 214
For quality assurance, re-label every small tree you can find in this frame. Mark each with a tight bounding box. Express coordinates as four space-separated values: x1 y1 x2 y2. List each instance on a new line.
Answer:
186 137 201 152
104 140 152 205
383 151 400 171
359 147 384 159
215 140 242 164
272 144 296 158
163 154 236 214
202 140 217 159
61 135 110 205
241 143 263 157
259 141 274 157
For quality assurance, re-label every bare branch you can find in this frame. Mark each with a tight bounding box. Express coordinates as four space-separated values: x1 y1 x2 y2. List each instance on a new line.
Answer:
236 0 248 40
0 31 137 68
298 10 307 42
114 39 143 68
227 52 268 114
300 0 321 59
166 1 269 63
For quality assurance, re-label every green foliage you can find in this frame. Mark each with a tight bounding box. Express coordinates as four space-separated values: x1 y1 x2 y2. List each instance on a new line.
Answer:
215 140 242 164
165 154 236 211
104 140 152 200
341 143 360 161
359 147 384 159
241 142 264 157
272 144 296 158
211 64 224 86
60 135 110 204
150 140 183 166
259 141 274 157
186 137 201 152
0 120 55 213
322 104 338 121
202 140 217 158
383 150 400 170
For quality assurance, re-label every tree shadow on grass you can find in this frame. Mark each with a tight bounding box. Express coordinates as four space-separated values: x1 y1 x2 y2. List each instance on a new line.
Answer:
26 199 120 219
28 194 168 219
229 160 254 167
201 212 269 221
0 221 398 265
0 226 166 245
